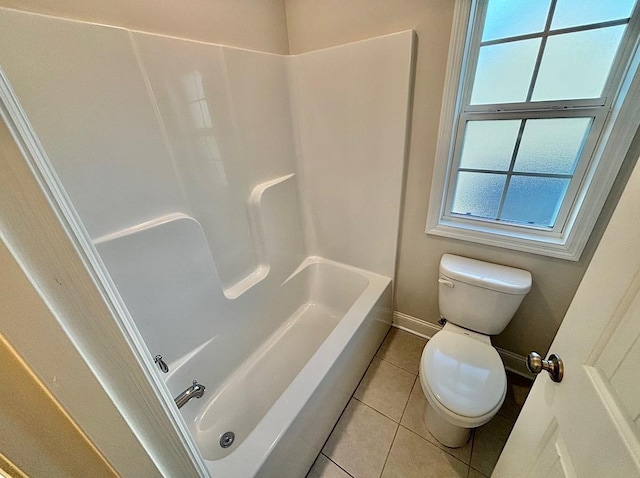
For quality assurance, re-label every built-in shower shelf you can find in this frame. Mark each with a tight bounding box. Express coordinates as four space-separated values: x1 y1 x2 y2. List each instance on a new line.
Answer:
92 173 299 301
225 173 296 299
92 213 194 245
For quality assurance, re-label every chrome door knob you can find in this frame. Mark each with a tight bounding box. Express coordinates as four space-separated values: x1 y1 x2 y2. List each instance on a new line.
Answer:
527 352 564 383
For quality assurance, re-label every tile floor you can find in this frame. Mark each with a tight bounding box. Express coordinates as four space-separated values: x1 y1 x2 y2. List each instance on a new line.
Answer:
307 327 533 478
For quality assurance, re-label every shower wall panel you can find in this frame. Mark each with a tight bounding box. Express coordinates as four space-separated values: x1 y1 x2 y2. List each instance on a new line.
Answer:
133 33 300 292
0 9 187 238
291 31 414 278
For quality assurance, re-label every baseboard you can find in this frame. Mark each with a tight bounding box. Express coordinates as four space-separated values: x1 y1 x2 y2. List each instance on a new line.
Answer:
392 311 534 380
392 311 440 339
496 347 535 380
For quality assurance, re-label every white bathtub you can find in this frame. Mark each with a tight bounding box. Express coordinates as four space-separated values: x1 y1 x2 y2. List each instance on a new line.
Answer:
170 256 391 477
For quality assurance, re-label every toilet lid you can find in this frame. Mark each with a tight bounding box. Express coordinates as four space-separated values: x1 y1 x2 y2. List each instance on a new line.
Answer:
422 331 506 418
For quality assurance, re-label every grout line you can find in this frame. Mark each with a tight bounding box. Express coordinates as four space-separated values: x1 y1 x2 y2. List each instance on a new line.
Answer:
353 396 401 424
322 453 356 478
469 466 489 478
352 395 399 422
374 352 419 376
402 420 474 466
400 380 477 466
320 328 417 477
354 357 417 423
370 328 421 475
398 375 418 424
313 341 388 473
349 398 400 477
469 428 477 472
379 420 401 478
373 350 418 376
314 393 362 468
374 328 425 375
373 357 418 384
401 426 471 469
318 393 355 451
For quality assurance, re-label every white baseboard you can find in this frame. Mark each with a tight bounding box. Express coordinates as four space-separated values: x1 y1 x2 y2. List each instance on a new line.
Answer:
392 311 534 380
392 311 440 339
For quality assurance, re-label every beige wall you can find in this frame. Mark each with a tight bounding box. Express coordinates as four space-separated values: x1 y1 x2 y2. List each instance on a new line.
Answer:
0 334 116 477
285 0 640 357
0 243 117 477
0 0 290 53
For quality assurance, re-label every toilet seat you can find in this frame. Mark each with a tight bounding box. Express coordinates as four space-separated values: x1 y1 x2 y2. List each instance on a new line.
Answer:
420 329 507 428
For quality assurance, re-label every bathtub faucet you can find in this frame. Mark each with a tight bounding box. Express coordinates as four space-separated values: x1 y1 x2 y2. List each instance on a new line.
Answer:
174 380 206 409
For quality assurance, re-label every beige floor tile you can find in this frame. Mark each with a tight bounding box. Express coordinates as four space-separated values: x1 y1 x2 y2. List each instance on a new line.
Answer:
323 399 397 478
354 357 415 422
400 379 473 464
470 414 515 476
497 371 533 421
381 426 468 478
468 467 489 478
376 328 427 375
306 454 352 478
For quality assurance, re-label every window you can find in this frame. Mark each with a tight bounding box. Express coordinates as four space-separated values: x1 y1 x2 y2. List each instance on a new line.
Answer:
427 0 640 260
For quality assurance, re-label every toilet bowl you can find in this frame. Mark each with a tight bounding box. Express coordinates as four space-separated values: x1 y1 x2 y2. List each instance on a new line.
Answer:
419 254 531 448
419 323 507 447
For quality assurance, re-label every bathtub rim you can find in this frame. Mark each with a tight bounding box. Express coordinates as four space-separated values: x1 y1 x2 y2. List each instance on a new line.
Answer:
201 255 391 476
187 254 375 459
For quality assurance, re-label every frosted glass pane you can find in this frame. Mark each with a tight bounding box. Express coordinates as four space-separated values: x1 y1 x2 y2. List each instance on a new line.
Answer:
514 118 591 174
500 176 570 226
532 26 625 101
471 39 540 104
451 172 506 219
552 0 636 30
460 120 520 171
482 0 551 42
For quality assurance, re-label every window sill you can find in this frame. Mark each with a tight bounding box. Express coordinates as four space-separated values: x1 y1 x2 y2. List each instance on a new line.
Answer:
426 219 585 261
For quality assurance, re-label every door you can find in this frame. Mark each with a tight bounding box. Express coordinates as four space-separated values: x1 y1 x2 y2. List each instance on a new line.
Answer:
494 154 640 477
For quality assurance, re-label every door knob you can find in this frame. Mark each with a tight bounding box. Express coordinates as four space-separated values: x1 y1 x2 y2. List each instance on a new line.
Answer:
526 352 564 383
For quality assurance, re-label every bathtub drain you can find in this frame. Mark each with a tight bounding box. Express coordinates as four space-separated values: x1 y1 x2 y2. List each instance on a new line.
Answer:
220 431 235 448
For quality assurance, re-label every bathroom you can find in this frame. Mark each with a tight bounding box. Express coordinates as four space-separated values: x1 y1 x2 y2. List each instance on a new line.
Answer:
1 0 640 477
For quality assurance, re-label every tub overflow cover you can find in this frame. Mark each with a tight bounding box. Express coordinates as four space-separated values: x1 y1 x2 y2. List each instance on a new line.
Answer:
220 431 235 448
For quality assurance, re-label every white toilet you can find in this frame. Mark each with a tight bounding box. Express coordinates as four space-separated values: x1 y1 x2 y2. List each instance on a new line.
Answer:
419 254 531 448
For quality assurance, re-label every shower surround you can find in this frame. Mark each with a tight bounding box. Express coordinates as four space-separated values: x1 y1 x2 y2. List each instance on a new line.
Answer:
0 8 413 477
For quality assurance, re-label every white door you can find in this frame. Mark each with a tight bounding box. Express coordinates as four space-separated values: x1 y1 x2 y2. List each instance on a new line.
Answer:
493 155 640 478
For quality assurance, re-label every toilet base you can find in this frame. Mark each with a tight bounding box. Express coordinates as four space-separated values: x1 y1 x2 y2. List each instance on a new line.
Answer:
424 401 471 448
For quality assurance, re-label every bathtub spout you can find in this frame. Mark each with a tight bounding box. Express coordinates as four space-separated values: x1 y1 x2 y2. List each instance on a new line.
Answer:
174 380 206 409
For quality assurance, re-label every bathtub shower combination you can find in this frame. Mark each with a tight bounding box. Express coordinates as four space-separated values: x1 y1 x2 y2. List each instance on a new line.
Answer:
0 8 413 477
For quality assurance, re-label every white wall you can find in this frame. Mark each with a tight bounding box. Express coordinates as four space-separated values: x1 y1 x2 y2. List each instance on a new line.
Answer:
292 31 413 278
0 9 188 239
129 32 300 292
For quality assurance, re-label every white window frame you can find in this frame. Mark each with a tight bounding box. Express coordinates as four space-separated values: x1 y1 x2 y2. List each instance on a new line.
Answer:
426 0 640 260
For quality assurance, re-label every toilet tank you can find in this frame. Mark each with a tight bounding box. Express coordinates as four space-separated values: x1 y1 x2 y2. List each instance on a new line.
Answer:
438 254 532 335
